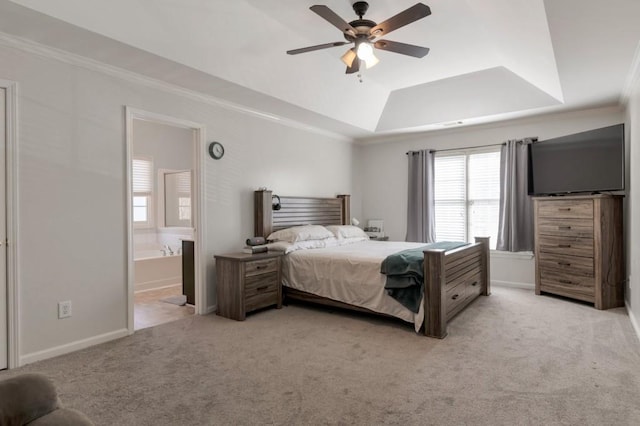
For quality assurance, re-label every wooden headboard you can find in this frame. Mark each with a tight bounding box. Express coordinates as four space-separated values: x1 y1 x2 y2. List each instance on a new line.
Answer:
254 190 350 238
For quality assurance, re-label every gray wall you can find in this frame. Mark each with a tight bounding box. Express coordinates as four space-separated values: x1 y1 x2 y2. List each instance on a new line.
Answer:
625 72 640 336
356 106 625 289
0 43 355 364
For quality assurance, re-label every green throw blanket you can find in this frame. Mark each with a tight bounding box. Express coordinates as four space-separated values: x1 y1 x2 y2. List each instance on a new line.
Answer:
380 241 468 313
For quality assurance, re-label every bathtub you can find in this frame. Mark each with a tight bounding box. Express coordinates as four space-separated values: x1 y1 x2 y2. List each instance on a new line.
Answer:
134 250 182 292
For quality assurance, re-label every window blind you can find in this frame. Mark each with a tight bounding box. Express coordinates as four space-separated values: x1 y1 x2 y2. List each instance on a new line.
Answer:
132 158 152 194
434 149 500 248
434 155 466 241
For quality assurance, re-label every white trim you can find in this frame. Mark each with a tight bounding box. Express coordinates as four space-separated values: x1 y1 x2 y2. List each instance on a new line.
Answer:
492 280 535 290
20 329 129 366
0 31 351 143
626 301 640 343
490 250 534 261
620 41 640 105
125 107 207 334
0 79 19 368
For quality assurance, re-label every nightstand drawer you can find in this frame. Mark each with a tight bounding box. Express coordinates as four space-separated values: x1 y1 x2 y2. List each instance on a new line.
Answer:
537 200 593 219
246 289 279 312
245 272 279 297
245 258 278 276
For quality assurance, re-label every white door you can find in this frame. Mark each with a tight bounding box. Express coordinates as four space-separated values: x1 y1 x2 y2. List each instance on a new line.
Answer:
0 88 6 370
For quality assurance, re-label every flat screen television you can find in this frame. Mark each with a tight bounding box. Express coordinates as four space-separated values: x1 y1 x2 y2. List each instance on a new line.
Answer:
527 124 625 196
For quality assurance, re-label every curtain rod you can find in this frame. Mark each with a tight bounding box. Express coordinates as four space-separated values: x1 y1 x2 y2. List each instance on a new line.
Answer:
405 137 538 155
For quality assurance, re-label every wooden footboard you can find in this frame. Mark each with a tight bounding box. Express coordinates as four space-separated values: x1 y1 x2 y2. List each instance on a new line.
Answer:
424 237 490 338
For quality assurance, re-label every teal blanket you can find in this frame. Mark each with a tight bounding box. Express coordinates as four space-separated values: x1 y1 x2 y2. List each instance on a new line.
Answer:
380 241 468 313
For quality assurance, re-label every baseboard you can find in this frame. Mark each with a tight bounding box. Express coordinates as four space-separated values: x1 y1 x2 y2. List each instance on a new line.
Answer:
206 304 217 315
134 282 181 293
20 328 129 366
492 280 535 290
134 278 181 292
625 301 640 343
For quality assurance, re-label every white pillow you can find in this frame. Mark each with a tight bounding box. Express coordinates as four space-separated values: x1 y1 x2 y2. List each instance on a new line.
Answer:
267 225 334 243
266 239 331 254
326 225 369 240
336 236 369 246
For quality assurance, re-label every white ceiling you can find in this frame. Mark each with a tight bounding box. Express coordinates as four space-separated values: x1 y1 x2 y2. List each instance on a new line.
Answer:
1 0 640 140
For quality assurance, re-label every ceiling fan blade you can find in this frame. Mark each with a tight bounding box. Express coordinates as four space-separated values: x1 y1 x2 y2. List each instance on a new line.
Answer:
310 5 357 37
346 59 360 74
370 3 431 37
374 40 430 58
287 41 350 55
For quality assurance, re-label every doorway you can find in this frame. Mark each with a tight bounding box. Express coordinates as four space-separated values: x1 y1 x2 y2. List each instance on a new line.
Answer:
0 79 17 369
0 87 6 369
125 108 206 333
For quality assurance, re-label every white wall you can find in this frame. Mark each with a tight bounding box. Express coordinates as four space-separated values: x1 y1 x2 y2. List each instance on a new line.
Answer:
356 106 625 288
625 71 640 338
0 42 354 364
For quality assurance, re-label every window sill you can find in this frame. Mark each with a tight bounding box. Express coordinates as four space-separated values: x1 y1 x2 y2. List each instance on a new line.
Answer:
490 250 534 261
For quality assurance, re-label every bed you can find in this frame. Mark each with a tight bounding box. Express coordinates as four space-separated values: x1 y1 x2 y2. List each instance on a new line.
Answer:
254 190 490 338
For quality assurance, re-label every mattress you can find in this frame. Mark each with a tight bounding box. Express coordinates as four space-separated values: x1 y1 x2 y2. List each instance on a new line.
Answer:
282 240 428 332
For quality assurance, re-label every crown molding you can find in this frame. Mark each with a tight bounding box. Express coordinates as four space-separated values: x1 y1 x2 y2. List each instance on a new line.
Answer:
0 31 352 143
620 41 640 105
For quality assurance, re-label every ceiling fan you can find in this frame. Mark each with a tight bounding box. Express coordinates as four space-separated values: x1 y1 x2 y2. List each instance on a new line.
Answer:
287 2 431 74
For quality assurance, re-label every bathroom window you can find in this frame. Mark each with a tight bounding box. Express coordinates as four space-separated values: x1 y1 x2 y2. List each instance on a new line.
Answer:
132 157 153 228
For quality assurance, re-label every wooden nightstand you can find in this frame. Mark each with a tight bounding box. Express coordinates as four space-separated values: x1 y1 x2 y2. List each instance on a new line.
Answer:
215 251 283 320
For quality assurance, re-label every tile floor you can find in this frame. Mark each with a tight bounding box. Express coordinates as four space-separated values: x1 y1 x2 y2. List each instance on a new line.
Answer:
134 285 195 330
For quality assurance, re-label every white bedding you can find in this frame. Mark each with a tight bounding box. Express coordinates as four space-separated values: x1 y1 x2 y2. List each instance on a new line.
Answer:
282 240 428 332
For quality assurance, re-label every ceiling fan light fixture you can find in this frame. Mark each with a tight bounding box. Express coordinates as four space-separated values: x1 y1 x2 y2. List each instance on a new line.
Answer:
341 48 357 67
356 40 379 69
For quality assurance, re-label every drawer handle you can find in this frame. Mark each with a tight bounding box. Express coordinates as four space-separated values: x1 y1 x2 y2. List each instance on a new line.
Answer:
559 279 573 284
558 226 572 230
451 294 460 300
256 265 268 270
559 208 571 211
558 262 571 266
256 285 269 292
471 281 478 287
558 244 571 248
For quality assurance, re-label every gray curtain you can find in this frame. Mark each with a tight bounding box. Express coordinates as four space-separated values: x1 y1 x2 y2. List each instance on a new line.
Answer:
406 150 436 243
496 138 535 251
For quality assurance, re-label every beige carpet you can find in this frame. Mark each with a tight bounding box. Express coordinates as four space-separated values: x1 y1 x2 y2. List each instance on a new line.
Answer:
2 287 640 425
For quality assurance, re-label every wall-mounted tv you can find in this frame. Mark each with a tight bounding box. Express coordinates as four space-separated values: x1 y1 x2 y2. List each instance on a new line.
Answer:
527 124 625 196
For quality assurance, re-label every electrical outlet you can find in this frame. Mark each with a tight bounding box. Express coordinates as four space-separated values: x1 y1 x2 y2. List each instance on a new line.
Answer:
58 301 72 319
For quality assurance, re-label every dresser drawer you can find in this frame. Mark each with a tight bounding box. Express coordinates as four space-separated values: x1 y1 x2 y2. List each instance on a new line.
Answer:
538 252 594 277
537 235 594 258
537 218 594 238
245 257 278 277
539 269 594 302
245 288 279 312
537 200 593 219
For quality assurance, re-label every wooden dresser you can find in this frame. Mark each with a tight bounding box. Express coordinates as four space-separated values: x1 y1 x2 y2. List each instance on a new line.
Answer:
533 194 624 309
215 251 283 320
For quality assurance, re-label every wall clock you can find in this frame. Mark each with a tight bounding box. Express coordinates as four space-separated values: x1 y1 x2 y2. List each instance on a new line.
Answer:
208 141 225 160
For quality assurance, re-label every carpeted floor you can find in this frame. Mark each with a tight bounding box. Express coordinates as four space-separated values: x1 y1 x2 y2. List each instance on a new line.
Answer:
2 287 640 425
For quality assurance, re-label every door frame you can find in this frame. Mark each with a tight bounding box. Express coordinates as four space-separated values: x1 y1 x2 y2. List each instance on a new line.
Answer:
0 79 19 368
124 107 207 333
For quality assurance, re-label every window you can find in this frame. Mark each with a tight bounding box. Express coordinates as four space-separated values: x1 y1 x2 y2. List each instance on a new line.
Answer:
434 149 500 249
132 157 153 228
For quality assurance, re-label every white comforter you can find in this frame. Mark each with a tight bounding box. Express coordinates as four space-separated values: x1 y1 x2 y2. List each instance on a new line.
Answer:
282 240 427 332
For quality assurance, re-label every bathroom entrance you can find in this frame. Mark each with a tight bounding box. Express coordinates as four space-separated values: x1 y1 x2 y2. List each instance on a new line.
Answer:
126 108 205 332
